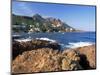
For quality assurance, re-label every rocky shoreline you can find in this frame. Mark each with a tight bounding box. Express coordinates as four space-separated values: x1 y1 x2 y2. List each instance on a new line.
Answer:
12 39 96 74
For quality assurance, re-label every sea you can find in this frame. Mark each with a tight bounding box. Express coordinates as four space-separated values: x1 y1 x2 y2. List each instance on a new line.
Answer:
12 32 96 49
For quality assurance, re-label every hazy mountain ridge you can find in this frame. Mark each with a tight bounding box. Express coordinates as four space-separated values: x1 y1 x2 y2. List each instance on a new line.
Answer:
12 14 78 33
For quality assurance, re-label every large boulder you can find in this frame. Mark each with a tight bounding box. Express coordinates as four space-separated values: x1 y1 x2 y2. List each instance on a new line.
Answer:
12 39 96 74
12 48 82 74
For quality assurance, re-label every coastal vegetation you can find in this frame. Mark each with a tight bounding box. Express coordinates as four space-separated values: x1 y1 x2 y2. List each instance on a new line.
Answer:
12 14 78 33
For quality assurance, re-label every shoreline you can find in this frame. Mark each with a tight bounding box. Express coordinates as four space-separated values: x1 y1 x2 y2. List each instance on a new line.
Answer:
13 37 95 49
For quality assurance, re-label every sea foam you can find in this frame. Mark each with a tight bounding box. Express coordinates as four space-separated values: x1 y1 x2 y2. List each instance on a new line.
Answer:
36 37 56 43
14 37 94 49
15 38 32 42
64 41 94 49
15 37 56 43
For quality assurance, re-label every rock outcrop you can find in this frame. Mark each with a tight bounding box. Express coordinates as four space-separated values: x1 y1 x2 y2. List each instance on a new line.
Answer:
12 39 96 74
12 48 82 73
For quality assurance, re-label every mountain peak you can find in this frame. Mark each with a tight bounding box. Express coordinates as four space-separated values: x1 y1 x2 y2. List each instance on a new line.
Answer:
32 14 44 21
33 14 42 18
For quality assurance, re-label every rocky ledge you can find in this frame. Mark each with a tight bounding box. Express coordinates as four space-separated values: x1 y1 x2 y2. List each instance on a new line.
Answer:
12 39 61 59
12 40 96 74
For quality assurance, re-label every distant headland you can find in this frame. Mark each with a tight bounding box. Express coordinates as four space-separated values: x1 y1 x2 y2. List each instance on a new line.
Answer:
12 14 81 33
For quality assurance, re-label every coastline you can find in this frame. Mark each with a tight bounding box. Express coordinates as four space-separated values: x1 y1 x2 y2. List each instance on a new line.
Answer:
12 39 96 74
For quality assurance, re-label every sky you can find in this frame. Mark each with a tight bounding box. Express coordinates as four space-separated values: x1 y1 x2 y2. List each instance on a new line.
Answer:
12 1 96 31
